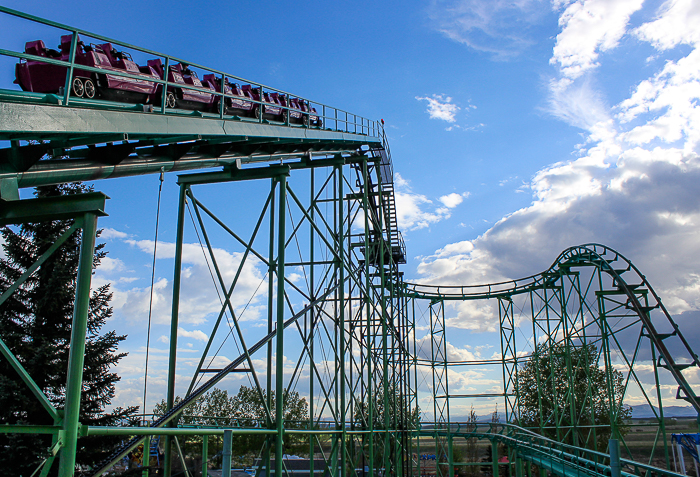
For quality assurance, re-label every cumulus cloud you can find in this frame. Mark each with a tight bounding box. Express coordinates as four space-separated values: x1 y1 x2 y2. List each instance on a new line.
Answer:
415 0 700 323
178 327 208 342
427 0 547 57
98 256 127 274
439 192 469 208
394 173 453 230
416 94 460 123
113 240 267 326
633 0 700 50
100 227 129 240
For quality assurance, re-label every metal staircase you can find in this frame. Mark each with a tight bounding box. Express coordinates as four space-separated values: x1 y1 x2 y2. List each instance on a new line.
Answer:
559 245 700 415
370 127 406 265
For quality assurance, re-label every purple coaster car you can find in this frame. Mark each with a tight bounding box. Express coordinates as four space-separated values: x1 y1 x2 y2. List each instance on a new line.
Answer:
242 85 286 121
15 35 159 103
294 98 322 127
202 75 255 117
148 60 214 111
271 93 303 124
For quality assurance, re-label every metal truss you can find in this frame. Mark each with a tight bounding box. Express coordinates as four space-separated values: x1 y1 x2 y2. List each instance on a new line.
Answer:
405 243 700 475
0 7 698 477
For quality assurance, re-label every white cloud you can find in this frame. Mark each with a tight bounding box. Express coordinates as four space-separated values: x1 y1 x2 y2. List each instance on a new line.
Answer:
634 0 700 51
98 256 126 274
545 0 644 132
616 48 700 152
439 192 469 208
427 0 547 57
546 77 611 130
394 173 452 230
178 327 208 342
551 0 644 79
113 241 267 326
416 94 460 123
100 227 129 240
415 0 700 321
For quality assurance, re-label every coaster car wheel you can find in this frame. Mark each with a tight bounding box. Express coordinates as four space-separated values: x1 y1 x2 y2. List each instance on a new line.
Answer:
166 92 176 109
72 77 84 97
83 79 96 99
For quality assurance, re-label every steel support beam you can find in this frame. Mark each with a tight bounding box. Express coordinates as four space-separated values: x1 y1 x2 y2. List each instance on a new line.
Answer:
58 210 99 477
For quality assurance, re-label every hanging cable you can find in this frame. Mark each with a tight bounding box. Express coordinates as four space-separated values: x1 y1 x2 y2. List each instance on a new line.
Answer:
142 167 164 424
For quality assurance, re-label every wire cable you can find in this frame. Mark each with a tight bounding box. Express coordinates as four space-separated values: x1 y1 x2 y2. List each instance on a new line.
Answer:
142 167 164 423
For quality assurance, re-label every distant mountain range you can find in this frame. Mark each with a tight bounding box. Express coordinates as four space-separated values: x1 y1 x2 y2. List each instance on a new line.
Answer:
629 404 697 419
443 405 696 423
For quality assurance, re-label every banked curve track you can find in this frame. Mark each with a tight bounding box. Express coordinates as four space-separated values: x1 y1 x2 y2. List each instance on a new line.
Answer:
404 243 700 416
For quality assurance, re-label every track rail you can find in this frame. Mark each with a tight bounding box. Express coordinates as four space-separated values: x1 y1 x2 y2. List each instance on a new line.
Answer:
405 243 700 416
0 6 385 195
427 422 686 477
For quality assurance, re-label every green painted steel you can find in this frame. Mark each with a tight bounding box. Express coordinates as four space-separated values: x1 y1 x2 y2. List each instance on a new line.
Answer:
409 243 699 475
275 173 287 477
0 6 382 198
0 336 60 422
0 7 697 477
58 211 98 477
0 192 107 224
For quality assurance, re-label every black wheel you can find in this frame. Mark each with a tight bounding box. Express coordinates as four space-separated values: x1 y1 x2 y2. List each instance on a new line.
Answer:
83 79 96 99
166 92 176 109
302 114 309 127
254 106 261 120
72 77 84 97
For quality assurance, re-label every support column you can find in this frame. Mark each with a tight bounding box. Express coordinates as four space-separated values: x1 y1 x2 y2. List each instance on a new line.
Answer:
308 167 315 477
338 165 347 477
202 435 209 477
275 174 287 477
362 159 374 477
142 434 151 477
58 212 98 477
491 440 498 477
266 178 277 477
609 439 621 477
164 183 188 477
223 429 233 477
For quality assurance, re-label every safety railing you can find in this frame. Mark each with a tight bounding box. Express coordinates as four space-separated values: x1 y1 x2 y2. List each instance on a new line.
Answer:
0 6 381 138
422 421 686 477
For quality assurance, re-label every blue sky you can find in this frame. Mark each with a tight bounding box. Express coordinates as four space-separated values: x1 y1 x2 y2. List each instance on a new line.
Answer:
2 0 700 418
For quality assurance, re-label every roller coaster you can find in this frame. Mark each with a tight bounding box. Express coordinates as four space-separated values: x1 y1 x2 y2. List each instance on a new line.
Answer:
0 6 698 477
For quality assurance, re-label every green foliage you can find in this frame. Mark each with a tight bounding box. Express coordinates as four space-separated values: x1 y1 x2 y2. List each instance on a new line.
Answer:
155 385 309 467
353 384 420 473
353 384 420 431
464 405 477 473
515 342 631 452
0 183 137 476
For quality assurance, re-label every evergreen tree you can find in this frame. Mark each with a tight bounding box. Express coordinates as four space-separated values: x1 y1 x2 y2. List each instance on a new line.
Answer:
0 183 137 476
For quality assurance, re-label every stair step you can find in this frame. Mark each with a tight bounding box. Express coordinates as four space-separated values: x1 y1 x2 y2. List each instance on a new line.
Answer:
625 303 657 313
676 386 698 402
655 332 677 340
659 362 696 371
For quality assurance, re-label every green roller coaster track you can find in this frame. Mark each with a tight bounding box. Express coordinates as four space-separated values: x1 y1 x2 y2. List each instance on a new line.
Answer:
0 6 697 477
